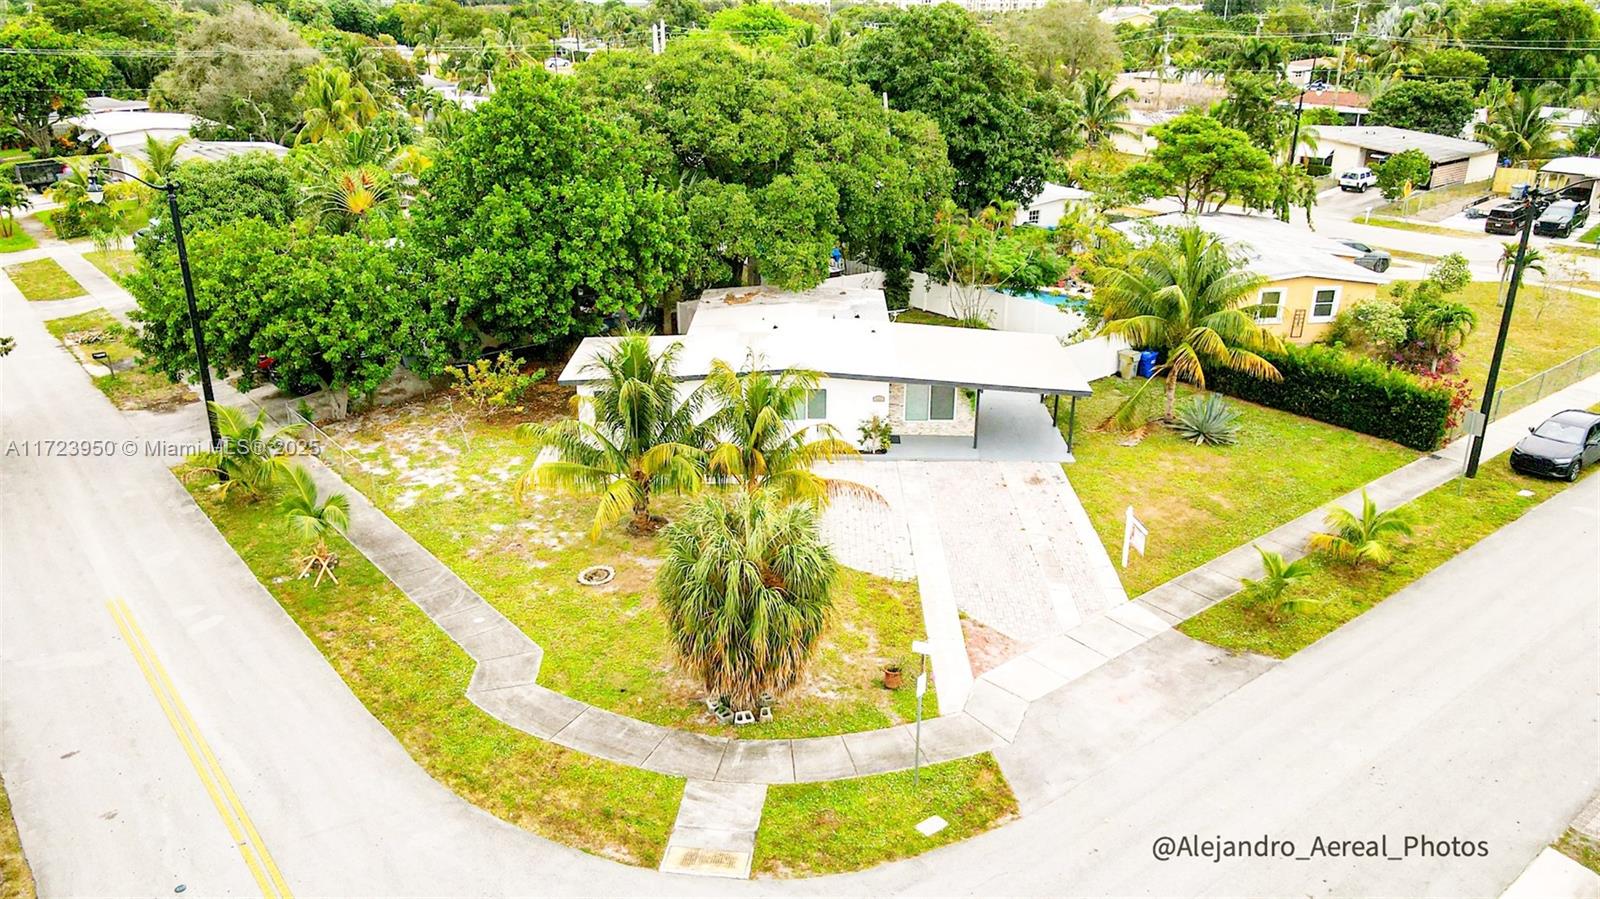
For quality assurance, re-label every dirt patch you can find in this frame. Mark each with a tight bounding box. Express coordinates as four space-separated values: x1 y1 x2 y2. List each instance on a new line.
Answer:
961 617 1027 677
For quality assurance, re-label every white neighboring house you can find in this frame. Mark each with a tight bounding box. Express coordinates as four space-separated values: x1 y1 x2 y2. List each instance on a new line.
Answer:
67 111 198 155
1295 125 1497 188
558 275 1092 461
83 97 151 114
1470 105 1593 147
1015 182 1091 227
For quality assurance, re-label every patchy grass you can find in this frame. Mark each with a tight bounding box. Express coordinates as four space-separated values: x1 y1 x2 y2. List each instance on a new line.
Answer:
44 308 193 411
83 248 138 282
2 258 83 301
754 753 1017 877
1382 247 1441 264
1552 243 1600 260
327 394 936 739
1556 828 1600 875
1578 223 1600 244
1361 217 1483 239
0 229 35 254
1179 433 1596 658
1061 378 1417 597
0 771 34 899
1373 180 1491 220
182 468 683 867
894 308 987 329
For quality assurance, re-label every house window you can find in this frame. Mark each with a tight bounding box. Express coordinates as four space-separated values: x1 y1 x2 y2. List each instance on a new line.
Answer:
1026 208 1041 224
787 388 827 420
1255 288 1284 324
905 384 957 421
1311 287 1340 321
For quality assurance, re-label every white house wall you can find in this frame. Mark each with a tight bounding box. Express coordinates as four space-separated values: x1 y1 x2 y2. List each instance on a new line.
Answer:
577 376 889 451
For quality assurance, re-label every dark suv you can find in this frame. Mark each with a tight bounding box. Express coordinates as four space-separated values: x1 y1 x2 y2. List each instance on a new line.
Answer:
1484 202 1532 235
1535 199 1589 237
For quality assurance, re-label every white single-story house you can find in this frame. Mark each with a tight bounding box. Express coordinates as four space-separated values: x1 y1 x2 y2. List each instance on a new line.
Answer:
66 111 198 155
1015 182 1092 227
559 276 1093 461
1538 156 1600 207
1286 56 1339 88
1296 125 1497 187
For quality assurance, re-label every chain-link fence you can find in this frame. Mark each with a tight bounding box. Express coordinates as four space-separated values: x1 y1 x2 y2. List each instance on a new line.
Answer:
1485 346 1600 422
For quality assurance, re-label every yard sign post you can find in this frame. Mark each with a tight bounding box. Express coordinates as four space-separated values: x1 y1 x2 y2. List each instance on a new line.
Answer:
1122 506 1148 568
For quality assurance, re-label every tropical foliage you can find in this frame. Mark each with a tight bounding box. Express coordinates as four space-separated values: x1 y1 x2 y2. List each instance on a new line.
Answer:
1237 546 1316 620
187 403 306 499
1308 489 1413 568
278 463 351 586
703 359 862 504
1170 393 1242 446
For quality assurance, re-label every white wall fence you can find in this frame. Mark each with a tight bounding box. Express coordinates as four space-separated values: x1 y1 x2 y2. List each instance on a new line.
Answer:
907 272 1125 380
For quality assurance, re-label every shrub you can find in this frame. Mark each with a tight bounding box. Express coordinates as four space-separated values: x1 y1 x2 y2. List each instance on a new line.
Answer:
1169 393 1241 446
857 415 892 453
1329 299 1408 355
449 352 545 413
1238 546 1317 620
1206 344 1453 450
1374 149 1433 201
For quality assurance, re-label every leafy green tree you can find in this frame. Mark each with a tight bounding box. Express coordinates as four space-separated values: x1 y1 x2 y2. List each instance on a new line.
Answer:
931 202 1068 326
646 0 709 30
657 490 836 710
1000 0 1121 86
129 219 416 409
37 0 176 40
1309 489 1412 568
1478 84 1568 166
150 6 318 142
1121 113 1278 213
1367 81 1476 138
187 403 307 499
703 359 860 503
1462 0 1599 80
0 22 113 155
406 67 688 357
516 334 710 536
847 4 1055 209
278 464 352 586
1404 48 1488 87
1214 73 1296 153
1094 225 1283 419
708 3 814 46
1374 149 1433 201
154 153 300 237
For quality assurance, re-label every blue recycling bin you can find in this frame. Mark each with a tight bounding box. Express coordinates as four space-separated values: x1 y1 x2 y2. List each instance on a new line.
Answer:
1137 349 1158 378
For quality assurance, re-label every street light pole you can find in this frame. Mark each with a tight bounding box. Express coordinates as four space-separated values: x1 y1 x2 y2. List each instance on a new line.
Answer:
92 164 220 451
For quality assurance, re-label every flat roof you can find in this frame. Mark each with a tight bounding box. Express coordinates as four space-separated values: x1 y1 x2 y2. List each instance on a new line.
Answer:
1119 213 1389 285
1541 156 1600 179
1313 125 1491 163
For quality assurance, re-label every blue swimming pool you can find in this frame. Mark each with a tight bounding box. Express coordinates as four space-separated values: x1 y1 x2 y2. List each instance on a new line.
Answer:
1002 288 1088 310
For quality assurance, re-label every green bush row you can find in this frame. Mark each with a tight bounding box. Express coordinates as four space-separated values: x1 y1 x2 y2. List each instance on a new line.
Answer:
1207 344 1453 451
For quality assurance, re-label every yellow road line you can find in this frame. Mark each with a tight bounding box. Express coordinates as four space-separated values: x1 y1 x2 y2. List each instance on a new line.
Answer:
108 599 293 899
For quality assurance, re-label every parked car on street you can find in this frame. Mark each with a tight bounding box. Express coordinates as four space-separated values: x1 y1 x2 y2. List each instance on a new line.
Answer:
1339 168 1377 192
1336 239 1392 272
1484 201 1532 235
1535 200 1589 237
1509 409 1600 481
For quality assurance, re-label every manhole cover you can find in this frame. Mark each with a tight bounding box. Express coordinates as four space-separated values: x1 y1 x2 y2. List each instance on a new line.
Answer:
577 565 615 586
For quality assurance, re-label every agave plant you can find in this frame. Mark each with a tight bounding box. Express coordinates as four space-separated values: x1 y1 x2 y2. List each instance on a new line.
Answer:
278 464 351 586
1237 546 1317 621
187 403 305 500
656 491 837 711
1308 489 1413 568
1169 393 1241 446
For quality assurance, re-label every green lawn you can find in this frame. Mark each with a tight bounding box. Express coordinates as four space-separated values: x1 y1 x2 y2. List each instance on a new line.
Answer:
328 393 936 739
1552 243 1600 260
183 469 684 867
0 229 35 254
895 308 988 329
83 248 138 282
1061 379 1418 597
1556 828 1600 875
44 309 194 411
1362 217 1483 239
1373 180 1491 220
1179 425 1597 658
755 753 1017 877
0 770 34 899
1578 223 1600 244
3 258 84 301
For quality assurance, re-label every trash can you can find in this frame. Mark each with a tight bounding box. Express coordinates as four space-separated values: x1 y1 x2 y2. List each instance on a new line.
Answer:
1137 349 1158 378
1117 349 1141 379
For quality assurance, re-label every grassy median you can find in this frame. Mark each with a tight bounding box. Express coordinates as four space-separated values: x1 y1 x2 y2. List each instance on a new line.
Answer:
3 258 83 301
44 309 193 412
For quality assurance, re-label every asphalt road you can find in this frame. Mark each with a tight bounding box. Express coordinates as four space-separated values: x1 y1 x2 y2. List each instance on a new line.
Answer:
4 273 1597 896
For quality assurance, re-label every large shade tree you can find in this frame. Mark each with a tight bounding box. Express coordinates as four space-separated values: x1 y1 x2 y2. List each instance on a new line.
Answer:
657 490 837 710
1121 114 1278 214
1461 0 1599 80
0 22 113 155
150 6 318 142
1094 225 1284 418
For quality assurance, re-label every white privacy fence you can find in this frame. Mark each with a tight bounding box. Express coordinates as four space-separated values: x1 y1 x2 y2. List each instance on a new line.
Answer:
906 272 1124 379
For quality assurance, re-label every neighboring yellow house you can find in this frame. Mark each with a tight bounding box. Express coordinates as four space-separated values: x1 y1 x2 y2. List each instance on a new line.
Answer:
1116 213 1388 345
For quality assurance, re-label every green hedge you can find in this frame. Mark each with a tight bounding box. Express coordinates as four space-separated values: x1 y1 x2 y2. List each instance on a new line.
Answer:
1207 344 1453 451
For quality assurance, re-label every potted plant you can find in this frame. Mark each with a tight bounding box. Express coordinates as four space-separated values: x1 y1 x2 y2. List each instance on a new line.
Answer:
857 415 892 454
882 662 903 689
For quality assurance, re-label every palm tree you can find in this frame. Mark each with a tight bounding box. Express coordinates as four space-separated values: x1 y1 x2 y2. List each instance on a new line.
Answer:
657 490 837 711
1568 55 1600 105
1412 300 1476 371
278 464 351 586
1479 84 1567 166
1308 489 1413 568
187 403 306 499
414 20 445 75
0 179 31 238
702 358 863 504
1497 241 1546 306
516 334 710 537
1072 70 1136 150
137 134 188 183
294 65 380 145
1238 545 1317 621
306 165 398 233
1095 226 1284 420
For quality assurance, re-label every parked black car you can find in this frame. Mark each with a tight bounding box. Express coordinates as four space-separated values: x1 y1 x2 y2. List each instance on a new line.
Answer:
1484 201 1532 235
1535 200 1589 237
1509 409 1600 481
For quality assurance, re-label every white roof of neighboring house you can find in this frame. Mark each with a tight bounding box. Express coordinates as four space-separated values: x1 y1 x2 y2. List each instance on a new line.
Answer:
1116 212 1389 285
1025 182 1092 208
1312 125 1491 163
69 111 198 153
176 141 290 162
420 73 488 109
84 96 150 113
1541 156 1600 179
559 276 1092 396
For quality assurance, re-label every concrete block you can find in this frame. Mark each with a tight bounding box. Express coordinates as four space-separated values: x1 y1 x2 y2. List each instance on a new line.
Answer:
790 736 857 782
841 725 917 776
552 706 669 766
1065 616 1147 659
675 781 767 832
1171 567 1243 603
980 656 1068 702
1105 601 1173 637
1028 635 1110 682
1137 581 1215 621
715 740 794 784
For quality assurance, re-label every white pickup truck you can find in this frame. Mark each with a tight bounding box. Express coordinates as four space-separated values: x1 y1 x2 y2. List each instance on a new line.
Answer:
1339 167 1377 192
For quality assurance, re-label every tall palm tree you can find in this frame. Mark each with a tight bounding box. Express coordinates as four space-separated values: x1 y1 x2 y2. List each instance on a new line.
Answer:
1479 84 1567 166
414 20 445 75
188 403 306 499
1073 70 1136 150
516 334 710 537
294 65 380 145
657 490 837 711
1567 55 1600 105
1308 489 1412 568
1095 226 1284 420
278 464 351 586
702 358 863 504
137 134 188 183
0 179 31 238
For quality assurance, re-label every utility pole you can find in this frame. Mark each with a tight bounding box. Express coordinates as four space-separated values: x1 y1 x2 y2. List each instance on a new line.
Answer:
1464 193 1536 478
